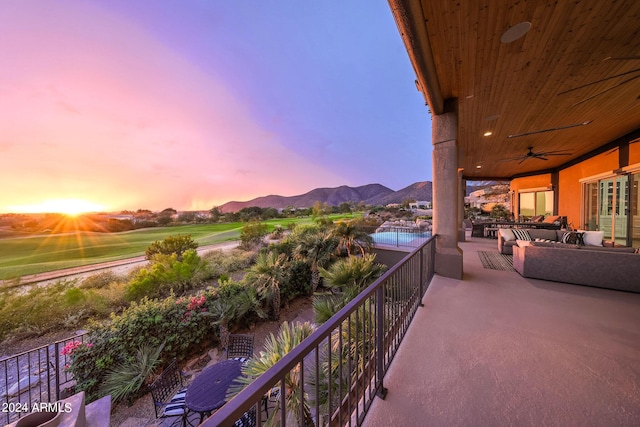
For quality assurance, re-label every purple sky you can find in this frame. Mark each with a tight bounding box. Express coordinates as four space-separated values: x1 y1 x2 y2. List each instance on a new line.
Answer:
0 1 432 213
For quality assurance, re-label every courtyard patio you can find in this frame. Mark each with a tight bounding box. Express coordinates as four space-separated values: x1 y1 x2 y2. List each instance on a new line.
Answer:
363 236 640 426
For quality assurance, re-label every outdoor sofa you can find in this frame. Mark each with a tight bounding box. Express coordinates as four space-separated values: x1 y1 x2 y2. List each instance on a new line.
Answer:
513 242 640 293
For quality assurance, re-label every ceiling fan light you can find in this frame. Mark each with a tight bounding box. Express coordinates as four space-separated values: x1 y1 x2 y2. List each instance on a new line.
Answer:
483 131 493 137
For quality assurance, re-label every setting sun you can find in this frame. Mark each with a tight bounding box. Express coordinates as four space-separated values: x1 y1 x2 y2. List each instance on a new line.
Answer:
8 199 106 215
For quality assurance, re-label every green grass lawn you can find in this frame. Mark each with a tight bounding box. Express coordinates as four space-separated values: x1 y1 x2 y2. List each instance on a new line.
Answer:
0 214 356 280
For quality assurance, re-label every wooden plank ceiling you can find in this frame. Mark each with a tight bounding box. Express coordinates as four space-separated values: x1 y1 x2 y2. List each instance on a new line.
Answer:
394 0 640 180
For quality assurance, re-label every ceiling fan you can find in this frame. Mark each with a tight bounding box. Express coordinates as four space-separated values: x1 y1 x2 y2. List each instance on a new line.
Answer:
557 56 640 106
500 146 572 164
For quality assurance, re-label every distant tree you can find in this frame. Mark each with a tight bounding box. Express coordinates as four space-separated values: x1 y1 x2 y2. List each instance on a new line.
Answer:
312 201 331 219
490 204 510 220
338 202 352 214
161 208 177 215
261 207 279 220
177 212 197 223
209 207 222 223
401 198 416 208
156 214 173 226
239 206 264 222
226 211 241 222
145 234 199 261
136 209 153 215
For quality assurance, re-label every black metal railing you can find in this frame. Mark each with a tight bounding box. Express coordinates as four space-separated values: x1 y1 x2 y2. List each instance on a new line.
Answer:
0 333 88 424
204 236 436 426
363 226 432 248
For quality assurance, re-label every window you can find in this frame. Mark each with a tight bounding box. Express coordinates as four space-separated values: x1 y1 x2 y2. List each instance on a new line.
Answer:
518 190 553 218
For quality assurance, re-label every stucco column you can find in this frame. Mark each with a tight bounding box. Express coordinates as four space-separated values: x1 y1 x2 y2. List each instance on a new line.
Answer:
432 99 463 279
458 170 466 242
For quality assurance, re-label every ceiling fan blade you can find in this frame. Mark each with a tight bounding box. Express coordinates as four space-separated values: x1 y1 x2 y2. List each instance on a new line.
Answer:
540 152 572 156
518 158 528 165
537 157 549 161
604 56 640 60
558 67 640 95
572 74 640 106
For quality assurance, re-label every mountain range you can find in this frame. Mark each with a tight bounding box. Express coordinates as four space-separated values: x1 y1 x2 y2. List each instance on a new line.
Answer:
219 181 434 212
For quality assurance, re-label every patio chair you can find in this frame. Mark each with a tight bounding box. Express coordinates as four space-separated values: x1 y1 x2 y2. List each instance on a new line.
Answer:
233 406 257 427
226 334 254 360
149 358 191 427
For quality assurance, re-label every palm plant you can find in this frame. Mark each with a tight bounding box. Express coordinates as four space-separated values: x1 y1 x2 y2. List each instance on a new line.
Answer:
319 254 387 293
206 284 267 349
314 254 386 323
229 321 316 427
330 220 373 257
308 306 375 423
99 343 164 403
208 298 236 350
292 226 339 293
245 251 290 319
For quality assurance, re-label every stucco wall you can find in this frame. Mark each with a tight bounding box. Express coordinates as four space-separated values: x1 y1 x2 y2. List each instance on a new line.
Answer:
558 151 619 229
510 143 640 230
510 174 552 220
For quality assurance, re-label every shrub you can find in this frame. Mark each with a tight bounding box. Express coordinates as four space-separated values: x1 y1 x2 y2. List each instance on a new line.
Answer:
239 222 268 249
280 260 312 301
201 249 255 278
125 249 209 301
145 234 199 261
80 271 124 289
68 290 219 401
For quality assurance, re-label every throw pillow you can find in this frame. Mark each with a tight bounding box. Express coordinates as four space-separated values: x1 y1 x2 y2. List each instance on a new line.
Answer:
561 231 584 245
498 228 515 242
512 229 532 241
634 247 640 254
516 239 531 247
580 230 604 246
534 238 553 242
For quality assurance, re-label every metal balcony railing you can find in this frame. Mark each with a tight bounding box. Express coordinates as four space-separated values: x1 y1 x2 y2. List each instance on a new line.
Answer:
0 333 88 425
204 236 436 426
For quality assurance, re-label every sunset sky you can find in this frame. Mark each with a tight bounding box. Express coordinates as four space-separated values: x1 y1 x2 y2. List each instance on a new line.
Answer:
0 1 432 213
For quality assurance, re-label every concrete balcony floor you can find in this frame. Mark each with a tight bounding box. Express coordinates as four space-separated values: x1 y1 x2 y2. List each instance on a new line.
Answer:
364 238 640 426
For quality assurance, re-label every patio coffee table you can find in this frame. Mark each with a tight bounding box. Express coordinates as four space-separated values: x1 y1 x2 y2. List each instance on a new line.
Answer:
185 358 244 423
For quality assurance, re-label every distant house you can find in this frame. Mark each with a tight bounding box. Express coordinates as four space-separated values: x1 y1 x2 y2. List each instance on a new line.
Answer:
409 201 431 210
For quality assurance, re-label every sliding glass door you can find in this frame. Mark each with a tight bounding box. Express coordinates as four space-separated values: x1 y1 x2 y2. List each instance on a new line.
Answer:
584 175 632 246
632 173 640 248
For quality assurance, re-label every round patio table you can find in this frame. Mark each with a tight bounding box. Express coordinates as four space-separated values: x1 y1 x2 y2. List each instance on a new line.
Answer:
185 358 244 422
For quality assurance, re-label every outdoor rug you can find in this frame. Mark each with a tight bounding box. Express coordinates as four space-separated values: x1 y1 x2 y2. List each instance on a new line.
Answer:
478 251 515 271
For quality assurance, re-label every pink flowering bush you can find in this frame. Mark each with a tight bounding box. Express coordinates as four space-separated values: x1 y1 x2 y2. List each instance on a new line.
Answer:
66 289 219 402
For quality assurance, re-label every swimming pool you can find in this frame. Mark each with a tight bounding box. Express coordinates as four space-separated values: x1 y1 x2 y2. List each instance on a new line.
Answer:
370 231 432 247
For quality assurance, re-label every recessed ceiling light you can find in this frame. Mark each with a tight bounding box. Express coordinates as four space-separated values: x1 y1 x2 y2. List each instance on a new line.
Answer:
466 95 474 99
476 165 482 169
483 131 493 137
484 114 500 121
500 22 532 43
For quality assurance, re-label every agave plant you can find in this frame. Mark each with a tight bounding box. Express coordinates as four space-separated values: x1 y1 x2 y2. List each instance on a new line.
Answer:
229 321 316 427
99 343 164 403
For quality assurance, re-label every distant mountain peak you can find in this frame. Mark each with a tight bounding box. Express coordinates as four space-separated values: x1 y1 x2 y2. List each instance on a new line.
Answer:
218 181 433 212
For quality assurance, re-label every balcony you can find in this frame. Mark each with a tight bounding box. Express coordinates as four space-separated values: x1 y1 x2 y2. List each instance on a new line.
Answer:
204 236 640 426
364 237 640 426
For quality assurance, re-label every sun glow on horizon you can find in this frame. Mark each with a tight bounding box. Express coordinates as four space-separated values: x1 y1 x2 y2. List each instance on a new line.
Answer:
8 199 107 216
